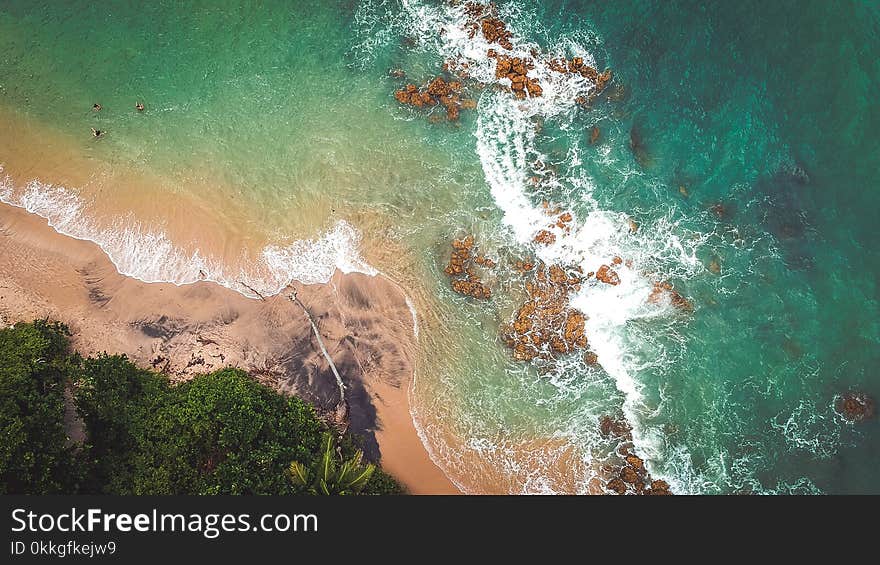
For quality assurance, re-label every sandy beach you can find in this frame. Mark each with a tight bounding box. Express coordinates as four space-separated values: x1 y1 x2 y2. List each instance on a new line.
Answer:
0 200 459 494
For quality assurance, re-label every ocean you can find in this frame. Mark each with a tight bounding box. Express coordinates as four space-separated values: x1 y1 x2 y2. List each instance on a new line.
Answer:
1 0 877 493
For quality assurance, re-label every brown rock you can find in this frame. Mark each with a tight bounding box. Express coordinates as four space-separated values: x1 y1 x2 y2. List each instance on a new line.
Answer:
534 230 556 245
835 392 876 423
502 263 590 362
599 415 632 440
580 65 598 82
596 69 613 91
393 75 474 121
595 265 620 285
526 79 543 97
590 125 600 145
545 55 612 92
606 478 627 495
620 466 639 484
514 260 535 273
451 278 491 299
427 77 451 97
548 59 566 73
710 203 728 219
648 281 693 311
625 454 645 472
493 54 543 99
647 480 671 495
464 1 487 19
480 17 514 50
445 235 492 299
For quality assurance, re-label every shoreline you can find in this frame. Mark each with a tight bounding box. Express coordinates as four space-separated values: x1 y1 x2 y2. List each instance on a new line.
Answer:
0 200 459 494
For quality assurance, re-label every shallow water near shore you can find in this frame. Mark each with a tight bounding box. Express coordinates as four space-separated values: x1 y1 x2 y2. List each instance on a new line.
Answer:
1 0 878 493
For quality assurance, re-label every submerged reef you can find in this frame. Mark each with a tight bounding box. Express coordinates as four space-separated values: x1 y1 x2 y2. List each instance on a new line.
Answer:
835 392 876 423
548 55 613 105
648 281 694 311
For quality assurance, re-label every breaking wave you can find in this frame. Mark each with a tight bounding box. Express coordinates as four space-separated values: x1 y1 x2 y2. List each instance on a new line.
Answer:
0 169 377 298
392 0 716 493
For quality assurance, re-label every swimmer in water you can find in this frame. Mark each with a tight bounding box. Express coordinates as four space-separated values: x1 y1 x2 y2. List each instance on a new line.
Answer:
135 101 144 111
90 127 104 138
92 103 102 111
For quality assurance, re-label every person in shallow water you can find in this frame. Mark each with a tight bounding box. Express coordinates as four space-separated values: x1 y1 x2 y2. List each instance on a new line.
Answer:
135 101 144 111
90 127 104 138
92 103 101 111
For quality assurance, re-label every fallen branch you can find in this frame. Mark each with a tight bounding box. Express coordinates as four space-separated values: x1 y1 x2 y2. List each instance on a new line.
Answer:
287 289 347 417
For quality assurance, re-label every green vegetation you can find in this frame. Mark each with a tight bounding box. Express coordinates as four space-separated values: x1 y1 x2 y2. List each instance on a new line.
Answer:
0 320 402 495
289 432 375 495
0 320 82 494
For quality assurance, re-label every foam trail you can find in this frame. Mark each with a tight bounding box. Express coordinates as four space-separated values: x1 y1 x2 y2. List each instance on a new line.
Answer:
398 0 709 493
0 171 377 298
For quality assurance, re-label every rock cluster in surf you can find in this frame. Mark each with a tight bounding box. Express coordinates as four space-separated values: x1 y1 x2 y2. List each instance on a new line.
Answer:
444 235 494 299
598 415 672 495
533 229 556 245
548 55 613 105
466 3 614 103
502 262 590 361
595 264 621 286
533 207 574 245
488 51 543 99
600 414 633 441
604 461 672 496
464 2 513 49
395 2 615 114
394 76 475 121
395 2 695 494
648 281 693 311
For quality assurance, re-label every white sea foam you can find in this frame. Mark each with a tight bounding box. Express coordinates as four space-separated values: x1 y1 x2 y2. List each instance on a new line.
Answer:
0 171 376 298
397 0 712 493
770 397 845 460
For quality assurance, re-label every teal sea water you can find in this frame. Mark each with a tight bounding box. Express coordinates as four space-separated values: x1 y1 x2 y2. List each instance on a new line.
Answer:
1 0 877 493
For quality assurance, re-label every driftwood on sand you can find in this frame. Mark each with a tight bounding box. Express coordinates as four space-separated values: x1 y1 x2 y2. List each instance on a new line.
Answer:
288 288 349 428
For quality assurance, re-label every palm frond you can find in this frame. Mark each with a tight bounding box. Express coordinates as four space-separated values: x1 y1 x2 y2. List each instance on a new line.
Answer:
288 461 310 487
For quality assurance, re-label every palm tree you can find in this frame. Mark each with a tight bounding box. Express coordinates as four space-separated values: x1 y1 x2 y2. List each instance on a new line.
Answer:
289 432 375 495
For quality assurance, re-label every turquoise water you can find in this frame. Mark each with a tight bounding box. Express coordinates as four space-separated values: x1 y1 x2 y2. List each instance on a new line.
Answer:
1 0 878 493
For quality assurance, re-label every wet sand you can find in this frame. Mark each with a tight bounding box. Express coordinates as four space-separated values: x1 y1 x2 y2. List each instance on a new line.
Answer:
0 201 459 494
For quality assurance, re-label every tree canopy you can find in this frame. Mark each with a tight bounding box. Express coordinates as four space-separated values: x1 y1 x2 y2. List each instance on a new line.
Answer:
0 320 402 495
0 320 81 494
